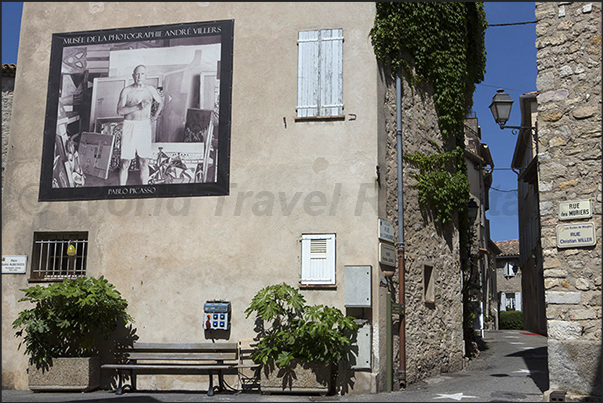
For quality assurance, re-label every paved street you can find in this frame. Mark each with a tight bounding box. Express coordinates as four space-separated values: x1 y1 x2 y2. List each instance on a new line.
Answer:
2 330 548 402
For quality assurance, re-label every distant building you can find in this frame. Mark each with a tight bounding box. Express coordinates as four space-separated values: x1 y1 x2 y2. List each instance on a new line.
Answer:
464 117 500 335
495 239 521 315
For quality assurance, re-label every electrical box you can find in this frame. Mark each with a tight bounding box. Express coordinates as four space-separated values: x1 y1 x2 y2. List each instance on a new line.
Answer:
351 321 371 370
344 265 371 307
203 300 231 331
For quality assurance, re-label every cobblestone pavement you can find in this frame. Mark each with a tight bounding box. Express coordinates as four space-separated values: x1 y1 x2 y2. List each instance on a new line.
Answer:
2 330 548 402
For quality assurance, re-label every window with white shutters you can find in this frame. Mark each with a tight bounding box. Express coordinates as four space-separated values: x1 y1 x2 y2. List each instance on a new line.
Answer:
297 29 343 118
301 233 336 285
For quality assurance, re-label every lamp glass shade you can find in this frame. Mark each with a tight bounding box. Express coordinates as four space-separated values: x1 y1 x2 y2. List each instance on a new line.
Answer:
489 89 514 125
66 244 76 256
467 199 479 223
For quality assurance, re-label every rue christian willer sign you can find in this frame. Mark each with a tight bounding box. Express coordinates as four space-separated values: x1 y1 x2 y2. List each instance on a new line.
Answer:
556 222 596 249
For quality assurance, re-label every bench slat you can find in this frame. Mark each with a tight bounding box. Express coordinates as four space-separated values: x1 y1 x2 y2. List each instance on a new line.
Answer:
126 352 238 361
132 342 237 351
102 364 236 370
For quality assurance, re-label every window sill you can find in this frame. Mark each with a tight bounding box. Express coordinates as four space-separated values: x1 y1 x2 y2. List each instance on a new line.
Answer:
299 283 337 290
295 115 346 122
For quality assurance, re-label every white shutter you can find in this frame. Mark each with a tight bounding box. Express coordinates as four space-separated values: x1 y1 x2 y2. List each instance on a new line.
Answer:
301 234 335 284
319 29 343 116
297 29 343 117
297 31 320 117
500 292 506 312
515 292 522 311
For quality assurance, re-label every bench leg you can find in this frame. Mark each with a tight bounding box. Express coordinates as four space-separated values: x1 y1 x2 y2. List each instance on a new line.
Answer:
115 369 134 395
218 370 226 392
115 370 124 395
207 371 215 396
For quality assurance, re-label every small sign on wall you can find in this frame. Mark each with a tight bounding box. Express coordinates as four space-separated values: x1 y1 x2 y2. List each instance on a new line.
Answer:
378 219 395 243
559 199 592 220
556 222 596 248
2 255 27 274
379 243 397 267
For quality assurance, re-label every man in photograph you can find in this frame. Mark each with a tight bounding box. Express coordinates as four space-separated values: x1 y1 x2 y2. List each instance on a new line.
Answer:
117 64 164 186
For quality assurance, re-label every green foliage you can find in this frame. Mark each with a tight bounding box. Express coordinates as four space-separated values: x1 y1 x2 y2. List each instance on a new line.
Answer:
499 311 524 330
12 276 133 369
370 2 487 144
404 144 470 224
370 3 486 225
245 283 358 368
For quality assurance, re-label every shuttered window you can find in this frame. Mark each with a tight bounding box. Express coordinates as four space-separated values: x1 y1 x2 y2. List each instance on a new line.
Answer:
297 29 343 118
301 233 336 285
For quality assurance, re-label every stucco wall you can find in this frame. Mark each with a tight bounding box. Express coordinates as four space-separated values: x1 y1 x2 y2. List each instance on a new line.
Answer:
535 1 602 398
2 2 384 392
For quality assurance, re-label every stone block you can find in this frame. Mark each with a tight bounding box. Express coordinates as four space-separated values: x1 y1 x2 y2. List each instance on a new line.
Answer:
547 338 602 395
547 320 582 340
546 291 581 304
28 356 100 392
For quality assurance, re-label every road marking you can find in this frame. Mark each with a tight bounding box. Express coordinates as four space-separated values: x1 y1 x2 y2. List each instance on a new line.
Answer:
509 342 525 344
434 392 478 401
513 368 545 374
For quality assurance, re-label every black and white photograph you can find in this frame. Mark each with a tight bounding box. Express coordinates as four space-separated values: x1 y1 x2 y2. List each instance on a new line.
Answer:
38 20 233 201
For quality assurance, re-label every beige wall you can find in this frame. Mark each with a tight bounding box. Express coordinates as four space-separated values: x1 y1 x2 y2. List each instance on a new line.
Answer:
2 2 384 392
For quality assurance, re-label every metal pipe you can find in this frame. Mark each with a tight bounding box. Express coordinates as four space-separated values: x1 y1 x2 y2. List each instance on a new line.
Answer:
386 292 392 392
396 69 406 387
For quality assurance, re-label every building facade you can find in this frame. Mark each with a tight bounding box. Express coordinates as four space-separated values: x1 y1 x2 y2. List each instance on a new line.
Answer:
511 93 547 336
2 2 473 394
535 2 602 400
494 239 522 318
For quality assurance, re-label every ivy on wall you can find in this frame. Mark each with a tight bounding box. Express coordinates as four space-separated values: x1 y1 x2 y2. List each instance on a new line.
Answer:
370 2 487 224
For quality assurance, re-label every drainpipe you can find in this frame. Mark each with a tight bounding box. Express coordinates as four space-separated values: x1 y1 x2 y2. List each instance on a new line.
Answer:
396 68 406 388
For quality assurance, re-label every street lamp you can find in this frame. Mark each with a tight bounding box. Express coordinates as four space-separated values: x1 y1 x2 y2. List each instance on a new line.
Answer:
489 88 538 153
467 198 479 223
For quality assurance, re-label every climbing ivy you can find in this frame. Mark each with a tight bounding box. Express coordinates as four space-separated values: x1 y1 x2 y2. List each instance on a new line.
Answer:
370 2 487 144
403 143 470 225
370 2 487 224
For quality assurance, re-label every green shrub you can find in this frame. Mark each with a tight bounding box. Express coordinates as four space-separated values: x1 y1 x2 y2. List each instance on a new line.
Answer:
245 283 358 368
499 311 523 330
12 276 133 369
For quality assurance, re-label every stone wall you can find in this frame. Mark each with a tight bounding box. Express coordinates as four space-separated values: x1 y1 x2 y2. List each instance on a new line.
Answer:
535 2 602 398
2 64 16 188
380 68 464 386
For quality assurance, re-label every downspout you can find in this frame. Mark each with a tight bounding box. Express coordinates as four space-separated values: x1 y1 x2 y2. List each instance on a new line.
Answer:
396 69 406 388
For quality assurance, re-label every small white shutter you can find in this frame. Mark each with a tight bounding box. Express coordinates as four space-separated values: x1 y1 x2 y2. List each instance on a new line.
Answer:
301 234 335 284
515 292 522 311
297 29 343 117
500 292 507 312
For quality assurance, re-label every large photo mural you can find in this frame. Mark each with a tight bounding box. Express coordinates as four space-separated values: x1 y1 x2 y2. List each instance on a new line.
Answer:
38 20 233 201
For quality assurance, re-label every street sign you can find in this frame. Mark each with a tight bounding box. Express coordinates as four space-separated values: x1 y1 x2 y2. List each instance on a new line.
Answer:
556 222 596 248
559 199 592 220
378 219 395 243
379 242 397 267
2 255 27 274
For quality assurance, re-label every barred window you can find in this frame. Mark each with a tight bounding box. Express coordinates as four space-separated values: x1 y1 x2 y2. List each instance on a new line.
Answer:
30 232 88 281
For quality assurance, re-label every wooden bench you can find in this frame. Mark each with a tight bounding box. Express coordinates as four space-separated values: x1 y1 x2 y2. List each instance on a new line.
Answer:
101 342 241 396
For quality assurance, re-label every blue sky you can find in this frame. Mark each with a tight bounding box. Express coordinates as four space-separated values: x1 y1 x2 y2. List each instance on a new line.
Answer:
2 2 536 242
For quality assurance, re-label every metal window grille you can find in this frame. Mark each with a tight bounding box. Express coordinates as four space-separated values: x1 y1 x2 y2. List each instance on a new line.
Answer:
30 232 88 281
